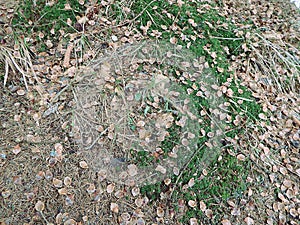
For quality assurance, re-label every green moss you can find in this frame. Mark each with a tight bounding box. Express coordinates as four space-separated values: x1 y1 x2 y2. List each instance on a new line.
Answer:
131 0 262 223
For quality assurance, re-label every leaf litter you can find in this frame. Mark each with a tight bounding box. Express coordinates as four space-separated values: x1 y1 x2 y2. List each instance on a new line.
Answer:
0 0 299 224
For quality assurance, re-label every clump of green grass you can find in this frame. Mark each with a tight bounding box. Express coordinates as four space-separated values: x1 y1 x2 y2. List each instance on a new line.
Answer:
12 0 86 38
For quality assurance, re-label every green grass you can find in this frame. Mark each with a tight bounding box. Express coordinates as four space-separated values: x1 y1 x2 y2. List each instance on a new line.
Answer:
12 0 86 39
131 0 263 223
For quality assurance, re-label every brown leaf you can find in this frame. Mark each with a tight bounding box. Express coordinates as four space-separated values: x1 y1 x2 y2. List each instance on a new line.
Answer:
205 209 213 218
237 154 246 161
58 188 68 195
53 178 63 188
64 177 72 186
107 183 115 193
188 200 197 208
64 219 77 225
221 219 231 225
188 178 195 188
110 202 119 213
86 183 96 194
199 201 206 212
244 217 254 225
12 144 21 155
157 207 164 217
131 187 140 197
189 218 198 225
79 161 88 169
35 200 45 212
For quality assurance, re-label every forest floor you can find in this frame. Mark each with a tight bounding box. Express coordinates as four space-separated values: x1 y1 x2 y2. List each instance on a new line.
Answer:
0 0 299 225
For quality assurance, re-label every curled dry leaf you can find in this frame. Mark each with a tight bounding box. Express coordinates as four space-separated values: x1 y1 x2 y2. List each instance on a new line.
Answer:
188 178 195 188
283 179 292 188
17 89 26 96
63 219 77 225
244 217 254 225
79 161 88 169
12 144 21 155
188 200 197 208
82 216 88 222
170 37 177 44
199 201 206 211
190 218 198 225
2 190 11 198
135 198 143 207
107 183 115 193
289 208 297 217
53 178 63 188
65 194 74 206
45 170 53 180
157 207 164 217
98 169 107 181
115 190 125 199
164 178 171 186
205 209 213 218
258 113 267 120
64 177 72 186
131 187 140 197
63 43 74 68
35 200 45 212
110 202 119 213
58 188 68 195
237 154 246 161
231 207 241 216
86 183 96 194
221 219 231 225
136 120 145 127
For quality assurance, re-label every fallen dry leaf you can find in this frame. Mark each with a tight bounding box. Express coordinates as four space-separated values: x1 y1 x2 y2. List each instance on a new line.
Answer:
244 217 254 225
53 178 63 188
35 200 45 212
189 218 198 225
64 177 72 186
12 144 21 155
110 202 119 213
157 206 164 217
221 219 231 225
188 200 197 208
107 183 115 193
79 161 88 169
